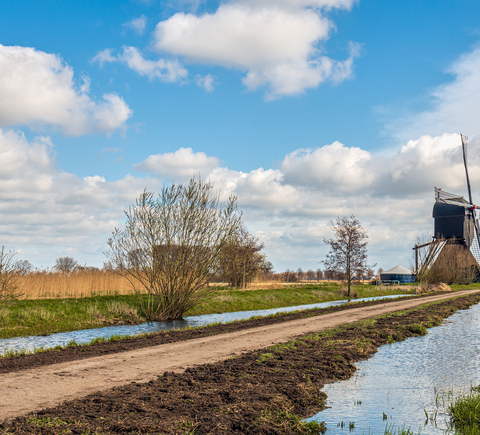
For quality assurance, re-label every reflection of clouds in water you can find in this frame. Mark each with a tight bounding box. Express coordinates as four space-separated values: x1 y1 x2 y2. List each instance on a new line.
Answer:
0 295 408 356
308 303 480 434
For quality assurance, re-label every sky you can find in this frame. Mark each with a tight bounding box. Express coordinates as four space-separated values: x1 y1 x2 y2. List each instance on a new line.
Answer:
2 0 480 272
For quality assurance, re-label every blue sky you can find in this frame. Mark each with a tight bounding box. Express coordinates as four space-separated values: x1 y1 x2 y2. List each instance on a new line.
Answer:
2 0 480 272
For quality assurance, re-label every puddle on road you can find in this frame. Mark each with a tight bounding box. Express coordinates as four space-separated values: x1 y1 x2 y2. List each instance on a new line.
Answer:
307 302 480 434
0 294 409 356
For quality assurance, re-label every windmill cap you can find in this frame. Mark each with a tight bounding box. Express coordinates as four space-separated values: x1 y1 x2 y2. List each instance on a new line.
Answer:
382 265 411 274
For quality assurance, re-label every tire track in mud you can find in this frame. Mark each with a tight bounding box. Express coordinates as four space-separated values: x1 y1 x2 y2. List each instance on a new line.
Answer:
1 289 479 423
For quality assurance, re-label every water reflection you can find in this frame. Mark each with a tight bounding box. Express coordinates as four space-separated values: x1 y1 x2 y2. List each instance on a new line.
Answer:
0 294 407 356
308 302 480 434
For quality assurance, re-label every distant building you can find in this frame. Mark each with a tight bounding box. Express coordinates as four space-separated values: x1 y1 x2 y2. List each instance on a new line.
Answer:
380 265 415 284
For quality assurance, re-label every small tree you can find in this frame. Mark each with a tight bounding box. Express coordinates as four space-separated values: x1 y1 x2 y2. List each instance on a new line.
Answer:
217 227 271 288
306 269 316 281
54 256 79 273
14 260 33 275
323 215 372 297
316 268 323 281
0 246 24 302
106 177 242 320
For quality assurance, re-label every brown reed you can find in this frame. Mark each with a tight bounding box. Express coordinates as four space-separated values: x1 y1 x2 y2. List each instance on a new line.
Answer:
16 270 138 299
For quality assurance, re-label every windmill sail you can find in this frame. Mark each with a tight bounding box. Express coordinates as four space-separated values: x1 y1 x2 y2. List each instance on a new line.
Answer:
461 134 480 261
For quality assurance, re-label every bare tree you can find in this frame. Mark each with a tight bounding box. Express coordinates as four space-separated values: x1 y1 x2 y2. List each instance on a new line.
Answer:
0 246 24 302
282 269 298 283
297 267 304 282
106 177 242 320
306 269 316 281
316 268 323 281
14 259 33 275
54 257 79 273
323 215 372 297
217 227 271 288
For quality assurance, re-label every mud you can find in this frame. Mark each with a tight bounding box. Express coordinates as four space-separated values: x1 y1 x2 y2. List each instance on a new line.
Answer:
2 292 479 434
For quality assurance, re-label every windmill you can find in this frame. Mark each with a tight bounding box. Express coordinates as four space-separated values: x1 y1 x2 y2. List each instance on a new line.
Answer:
413 134 480 280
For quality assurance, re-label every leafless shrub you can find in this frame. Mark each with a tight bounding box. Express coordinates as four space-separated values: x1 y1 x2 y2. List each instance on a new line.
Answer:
106 177 242 320
0 246 24 302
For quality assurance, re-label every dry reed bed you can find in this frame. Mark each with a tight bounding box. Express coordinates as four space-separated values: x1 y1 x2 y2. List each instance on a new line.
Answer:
16 271 136 299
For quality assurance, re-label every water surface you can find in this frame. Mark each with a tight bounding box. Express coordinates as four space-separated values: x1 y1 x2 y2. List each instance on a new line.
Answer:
308 302 480 434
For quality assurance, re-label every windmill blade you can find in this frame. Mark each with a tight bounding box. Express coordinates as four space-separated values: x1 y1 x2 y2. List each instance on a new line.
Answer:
461 134 480 258
462 134 474 205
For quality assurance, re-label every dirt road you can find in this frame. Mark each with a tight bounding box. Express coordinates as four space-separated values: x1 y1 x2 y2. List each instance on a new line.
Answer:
1 289 479 423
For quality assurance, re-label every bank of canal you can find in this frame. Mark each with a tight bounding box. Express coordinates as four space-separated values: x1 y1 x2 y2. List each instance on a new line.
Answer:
0 294 408 356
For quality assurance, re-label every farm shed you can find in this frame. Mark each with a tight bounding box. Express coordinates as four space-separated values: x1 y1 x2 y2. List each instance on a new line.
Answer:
380 265 415 284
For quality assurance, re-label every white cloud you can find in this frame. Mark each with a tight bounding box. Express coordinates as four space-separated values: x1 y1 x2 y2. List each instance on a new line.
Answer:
123 15 147 36
153 1 360 98
0 129 158 267
281 141 374 192
135 147 220 178
131 131 478 271
1 125 475 271
0 44 132 136
93 46 188 82
195 74 215 92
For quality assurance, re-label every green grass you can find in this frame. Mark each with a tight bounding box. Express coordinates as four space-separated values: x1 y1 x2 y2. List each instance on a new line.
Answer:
0 295 144 339
0 282 415 340
448 387 480 434
185 282 414 316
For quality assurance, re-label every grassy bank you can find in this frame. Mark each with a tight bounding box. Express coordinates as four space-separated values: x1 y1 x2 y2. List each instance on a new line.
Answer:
0 283 415 339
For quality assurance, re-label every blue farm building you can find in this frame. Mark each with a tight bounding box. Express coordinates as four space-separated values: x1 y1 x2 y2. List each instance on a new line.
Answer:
380 265 415 284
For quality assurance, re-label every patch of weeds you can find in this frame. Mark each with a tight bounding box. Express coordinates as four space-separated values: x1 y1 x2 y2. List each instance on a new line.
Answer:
408 323 427 335
384 423 418 435
178 419 198 434
387 335 396 344
257 409 326 434
257 352 275 363
448 388 480 434
25 415 75 431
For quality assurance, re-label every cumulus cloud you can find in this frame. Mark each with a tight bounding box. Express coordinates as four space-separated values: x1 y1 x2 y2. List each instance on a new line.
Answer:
0 44 132 136
281 141 374 192
131 131 478 271
93 46 188 82
153 0 360 98
1 125 475 270
135 147 220 178
123 15 147 35
0 129 158 266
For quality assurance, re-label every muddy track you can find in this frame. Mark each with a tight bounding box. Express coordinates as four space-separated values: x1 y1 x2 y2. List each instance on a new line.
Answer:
1 289 479 424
